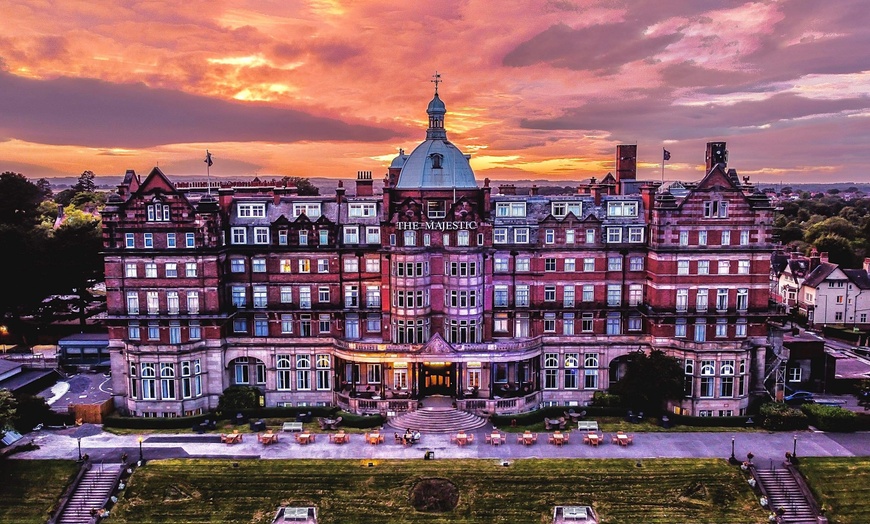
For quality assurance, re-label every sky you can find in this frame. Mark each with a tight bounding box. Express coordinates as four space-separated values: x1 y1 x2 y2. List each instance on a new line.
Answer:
2 0 870 185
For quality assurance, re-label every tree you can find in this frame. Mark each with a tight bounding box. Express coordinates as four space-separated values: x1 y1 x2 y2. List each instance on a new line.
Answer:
286 177 319 196
217 385 261 413
74 170 96 192
608 349 684 414
0 389 17 436
35 178 53 199
814 234 859 268
804 217 859 246
48 213 105 325
0 172 43 227
12 394 51 433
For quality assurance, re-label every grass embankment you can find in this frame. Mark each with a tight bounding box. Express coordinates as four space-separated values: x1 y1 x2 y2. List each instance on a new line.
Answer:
799 457 870 524
111 458 765 524
0 460 79 524
503 416 760 434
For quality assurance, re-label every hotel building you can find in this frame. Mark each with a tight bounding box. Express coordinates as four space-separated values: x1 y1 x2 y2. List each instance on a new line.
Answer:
102 88 777 418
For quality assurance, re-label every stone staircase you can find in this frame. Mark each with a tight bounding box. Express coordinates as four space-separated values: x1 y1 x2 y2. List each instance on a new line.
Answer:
55 463 122 524
387 406 488 433
753 467 820 523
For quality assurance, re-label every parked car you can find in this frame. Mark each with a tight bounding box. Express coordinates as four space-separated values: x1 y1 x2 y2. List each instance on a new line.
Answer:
784 391 815 404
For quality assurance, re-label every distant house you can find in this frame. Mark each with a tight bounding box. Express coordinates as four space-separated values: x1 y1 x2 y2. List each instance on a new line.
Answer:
58 333 110 370
798 254 870 328
771 250 812 314
0 358 58 396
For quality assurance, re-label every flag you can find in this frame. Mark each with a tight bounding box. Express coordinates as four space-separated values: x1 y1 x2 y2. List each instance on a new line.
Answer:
204 150 213 167
663 149 671 161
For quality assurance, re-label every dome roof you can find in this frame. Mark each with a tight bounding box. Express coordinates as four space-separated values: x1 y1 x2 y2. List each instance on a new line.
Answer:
390 149 409 169
395 87 477 189
395 139 477 189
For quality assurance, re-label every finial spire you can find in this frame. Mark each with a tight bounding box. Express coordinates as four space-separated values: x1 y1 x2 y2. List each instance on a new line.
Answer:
431 71 441 94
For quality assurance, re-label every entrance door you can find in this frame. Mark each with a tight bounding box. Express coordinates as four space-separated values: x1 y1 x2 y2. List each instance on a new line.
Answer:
421 363 454 396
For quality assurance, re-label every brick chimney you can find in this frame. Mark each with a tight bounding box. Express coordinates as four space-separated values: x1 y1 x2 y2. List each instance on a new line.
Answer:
529 184 539 196
808 249 821 272
590 184 603 206
356 171 373 197
335 181 346 203
499 184 516 195
640 183 658 220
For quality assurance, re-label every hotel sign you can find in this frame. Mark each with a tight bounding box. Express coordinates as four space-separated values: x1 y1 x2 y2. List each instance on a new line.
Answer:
396 221 478 231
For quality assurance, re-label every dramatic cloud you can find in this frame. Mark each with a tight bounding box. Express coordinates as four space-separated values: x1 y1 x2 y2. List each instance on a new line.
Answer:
1 0 870 182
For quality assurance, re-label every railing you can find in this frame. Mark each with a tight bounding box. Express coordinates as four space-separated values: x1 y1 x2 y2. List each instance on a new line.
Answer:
457 391 541 416
334 392 418 415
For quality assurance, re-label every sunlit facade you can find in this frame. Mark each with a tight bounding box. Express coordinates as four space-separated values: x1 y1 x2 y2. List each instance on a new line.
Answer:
102 89 777 418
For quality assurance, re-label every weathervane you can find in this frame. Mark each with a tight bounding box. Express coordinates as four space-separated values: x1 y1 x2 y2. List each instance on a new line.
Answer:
431 71 441 94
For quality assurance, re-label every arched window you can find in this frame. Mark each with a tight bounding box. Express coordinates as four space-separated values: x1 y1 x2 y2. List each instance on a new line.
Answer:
430 153 443 169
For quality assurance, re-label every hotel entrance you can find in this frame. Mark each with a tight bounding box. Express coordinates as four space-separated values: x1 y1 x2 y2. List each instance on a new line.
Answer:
420 362 455 397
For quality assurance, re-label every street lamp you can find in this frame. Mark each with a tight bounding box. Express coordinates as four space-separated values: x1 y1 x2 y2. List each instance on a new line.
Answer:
793 435 797 458
0 325 8 353
77 437 83 462
729 436 739 465
137 436 144 465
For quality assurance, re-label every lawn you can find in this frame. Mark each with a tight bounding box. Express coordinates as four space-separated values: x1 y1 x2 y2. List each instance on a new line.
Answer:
0 460 79 524
798 457 870 524
111 458 766 524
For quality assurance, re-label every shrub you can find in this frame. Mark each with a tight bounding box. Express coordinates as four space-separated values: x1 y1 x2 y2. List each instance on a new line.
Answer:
591 391 623 408
669 414 752 428
333 411 384 429
801 404 858 432
759 402 808 431
104 413 211 430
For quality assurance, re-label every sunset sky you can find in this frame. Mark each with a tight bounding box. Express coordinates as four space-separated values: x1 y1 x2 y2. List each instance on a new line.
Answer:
2 0 870 184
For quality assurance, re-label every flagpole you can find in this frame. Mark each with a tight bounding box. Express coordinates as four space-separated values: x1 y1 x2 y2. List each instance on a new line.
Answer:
661 148 665 182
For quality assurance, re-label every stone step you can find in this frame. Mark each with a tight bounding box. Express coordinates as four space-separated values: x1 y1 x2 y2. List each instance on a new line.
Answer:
754 469 817 524
388 407 488 433
57 464 123 524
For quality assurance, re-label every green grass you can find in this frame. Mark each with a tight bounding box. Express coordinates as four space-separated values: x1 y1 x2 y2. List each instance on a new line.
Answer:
798 457 870 524
0 460 79 524
502 416 761 434
111 459 766 524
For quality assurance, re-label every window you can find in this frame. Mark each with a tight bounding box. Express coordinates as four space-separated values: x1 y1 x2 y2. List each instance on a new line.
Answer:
584 353 599 389
367 364 382 383
703 200 728 218
788 367 802 382
293 203 321 218
231 227 246 244
166 233 176 248
606 228 622 243
298 230 309 245
514 228 529 243
737 288 748 311
740 230 750 245
187 292 199 313
141 363 156 400
125 263 138 278
495 202 526 217
582 285 594 302
581 313 594 332
551 202 582 217
628 227 644 243
125 233 135 248
231 286 246 308
277 355 292 390
494 286 508 307
319 229 329 245
628 316 642 331
545 258 557 272
515 285 530 307
628 284 643 306
675 318 687 338
584 258 595 272
564 258 576 272
607 201 638 216
696 288 708 312
679 230 688 246
494 228 508 244
167 291 179 314
677 260 689 275
146 291 159 314
148 322 159 340
361 226 378 244
186 262 197 277
237 203 266 218
316 354 331 390
144 262 157 278
606 313 621 335
319 314 331 334
299 287 311 309
718 260 730 275
721 230 731 246
128 321 140 340
189 321 201 340
280 314 293 334
127 292 139 314
427 200 446 218
716 288 728 311
735 319 747 337
676 289 688 312
563 286 575 307
365 258 380 273
343 226 359 244
186 232 195 248
230 259 245 273
544 285 556 302
349 202 376 217
738 260 750 274
366 313 381 333
252 258 266 273
494 312 508 333
345 285 359 307
565 229 576 245
494 257 509 272
298 259 310 273
457 230 470 246
629 257 644 271
343 257 359 273
716 318 728 337
296 355 311 391
544 353 558 389
366 287 381 308
516 258 530 272
232 319 248 335
700 360 715 397
253 286 268 308
608 256 622 271
147 201 170 222
403 230 416 246
698 260 709 275
694 320 707 342
563 313 575 335
586 229 595 243
607 285 621 306
253 316 268 337
564 353 579 389
698 230 707 245
515 314 530 337
545 229 555 244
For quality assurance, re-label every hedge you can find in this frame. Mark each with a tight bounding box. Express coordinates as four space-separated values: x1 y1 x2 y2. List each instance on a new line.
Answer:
104 413 211 430
759 402 809 431
331 411 384 429
490 406 625 427
668 414 753 428
801 404 861 432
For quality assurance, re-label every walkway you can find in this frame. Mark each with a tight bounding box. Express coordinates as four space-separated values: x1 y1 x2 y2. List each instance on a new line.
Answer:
15 425 870 465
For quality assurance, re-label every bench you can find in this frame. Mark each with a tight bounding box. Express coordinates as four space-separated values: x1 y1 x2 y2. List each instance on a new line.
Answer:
577 421 599 432
282 422 304 432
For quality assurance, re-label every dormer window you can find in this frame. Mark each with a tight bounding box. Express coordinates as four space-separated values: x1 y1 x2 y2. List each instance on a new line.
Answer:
147 199 170 222
430 153 443 169
427 200 446 219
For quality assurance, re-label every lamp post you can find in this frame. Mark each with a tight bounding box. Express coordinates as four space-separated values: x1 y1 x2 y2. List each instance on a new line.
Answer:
729 436 738 464
77 437 83 462
793 435 797 458
0 325 8 353
137 436 144 465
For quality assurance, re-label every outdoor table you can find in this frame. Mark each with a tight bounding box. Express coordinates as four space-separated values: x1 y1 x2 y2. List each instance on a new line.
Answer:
587 433 600 446
366 432 383 445
489 432 503 445
259 431 278 444
551 432 567 446
222 432 242 444
617 433 632 446
330 432 348 444
521 432 536 445
453 432 472 446
323 418 337 430
296 432 314 444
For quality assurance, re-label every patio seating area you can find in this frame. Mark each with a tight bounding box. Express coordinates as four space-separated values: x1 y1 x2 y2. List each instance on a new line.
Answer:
548 431 569 446
451 431 474 446
517 431 538 445
294 432 316 445
329 431 349 444
221 431 243 444
485 431 505 446
259 431 278 445
582 432 603 446
364 430 384 445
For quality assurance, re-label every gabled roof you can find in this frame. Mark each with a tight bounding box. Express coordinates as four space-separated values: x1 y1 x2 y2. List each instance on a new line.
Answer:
843 269 870 290
771 252 789 276
803 262 840 288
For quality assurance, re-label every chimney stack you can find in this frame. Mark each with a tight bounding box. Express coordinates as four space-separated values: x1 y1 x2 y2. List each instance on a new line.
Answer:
499 184 516 196
356 170 373 197
529 184 539 196
335 181 346 203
